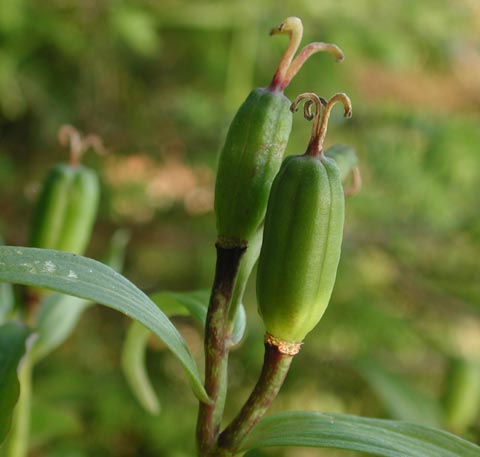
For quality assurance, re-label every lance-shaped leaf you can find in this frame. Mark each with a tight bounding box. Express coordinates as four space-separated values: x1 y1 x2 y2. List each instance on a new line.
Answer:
0 322 31 444
242 411 480 457
121 291 209 414
122 321 161 415
122 290 246 414
0 246 208 403
30 229 131 363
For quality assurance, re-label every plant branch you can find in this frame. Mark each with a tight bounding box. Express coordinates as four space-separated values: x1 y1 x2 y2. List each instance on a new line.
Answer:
215 338 296 455
196 243 245 455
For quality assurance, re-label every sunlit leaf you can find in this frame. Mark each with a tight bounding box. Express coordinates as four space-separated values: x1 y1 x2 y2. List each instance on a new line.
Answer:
0 246 208 403
242 411 480 457
0 321 31 443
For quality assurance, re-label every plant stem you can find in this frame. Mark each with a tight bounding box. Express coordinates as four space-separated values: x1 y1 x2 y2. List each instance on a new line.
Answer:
196 243 245 456
6 357 33 457
215 340 294 455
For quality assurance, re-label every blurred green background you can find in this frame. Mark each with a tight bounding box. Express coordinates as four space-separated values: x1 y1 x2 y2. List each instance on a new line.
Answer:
1 0 480 456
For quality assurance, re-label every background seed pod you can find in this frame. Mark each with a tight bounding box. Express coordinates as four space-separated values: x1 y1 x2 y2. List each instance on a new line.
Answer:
29 163 99 256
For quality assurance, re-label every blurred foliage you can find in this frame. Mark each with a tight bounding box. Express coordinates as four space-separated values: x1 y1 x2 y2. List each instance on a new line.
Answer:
1 0 480 456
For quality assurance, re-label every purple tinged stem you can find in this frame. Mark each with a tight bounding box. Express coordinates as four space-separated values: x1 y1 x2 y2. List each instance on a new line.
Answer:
215 342 294 456
196 244 245 455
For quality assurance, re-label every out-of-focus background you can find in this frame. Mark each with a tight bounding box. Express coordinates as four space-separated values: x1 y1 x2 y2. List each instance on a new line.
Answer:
1 0 480 456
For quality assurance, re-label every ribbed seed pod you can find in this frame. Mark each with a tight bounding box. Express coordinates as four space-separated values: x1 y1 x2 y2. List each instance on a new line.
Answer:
30 164 99 254
214 17 344 248
257 93 352 344
215 89 291 246
29 126 102 256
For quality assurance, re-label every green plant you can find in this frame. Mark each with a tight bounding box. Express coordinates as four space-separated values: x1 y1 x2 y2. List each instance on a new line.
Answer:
0 126 128 457
1 16 480 457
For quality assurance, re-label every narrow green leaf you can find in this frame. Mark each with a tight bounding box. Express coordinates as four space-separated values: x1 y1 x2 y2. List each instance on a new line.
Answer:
122 289 246 414
123 290 208 415
355 357 443 427
31 294 91 362
122 321 161 415
0 246 208 403
150 290 209 326
0 321 31 444
242 411 480 457
151 290 246 344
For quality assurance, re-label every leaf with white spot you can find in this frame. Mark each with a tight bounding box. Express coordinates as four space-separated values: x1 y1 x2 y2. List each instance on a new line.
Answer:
0 246 208 403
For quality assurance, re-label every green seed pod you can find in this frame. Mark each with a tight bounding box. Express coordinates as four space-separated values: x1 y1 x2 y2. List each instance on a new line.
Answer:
30 164 99 254
215 17 344 248
215 89 292 247
29 126 103 255
257 93 352 344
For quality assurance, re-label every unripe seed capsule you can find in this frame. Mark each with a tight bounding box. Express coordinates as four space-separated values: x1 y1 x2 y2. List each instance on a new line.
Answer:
30 164 99 255
257 93 352 345
215 17 344 248
29 126 104 256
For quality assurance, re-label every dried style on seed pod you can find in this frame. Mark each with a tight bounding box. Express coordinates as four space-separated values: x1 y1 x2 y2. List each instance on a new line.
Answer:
215 17 344 249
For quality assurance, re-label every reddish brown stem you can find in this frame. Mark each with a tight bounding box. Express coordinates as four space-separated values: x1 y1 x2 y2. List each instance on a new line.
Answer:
196 244 245 455
215 341 295 455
